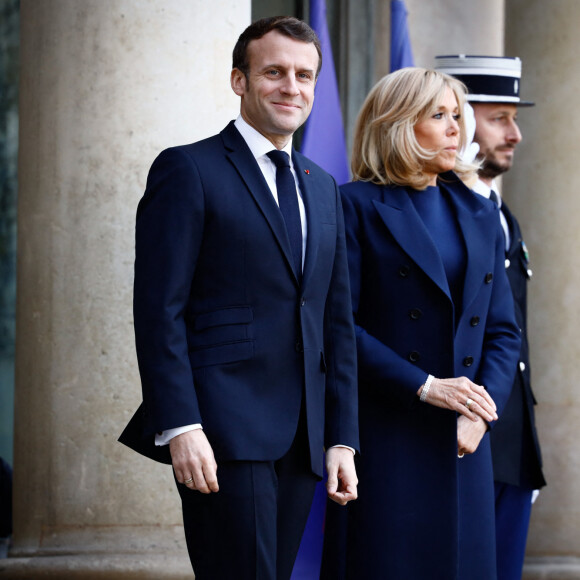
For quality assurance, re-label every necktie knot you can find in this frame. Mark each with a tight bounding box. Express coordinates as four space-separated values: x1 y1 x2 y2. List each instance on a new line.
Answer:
267 149 291 169
489 189 500 207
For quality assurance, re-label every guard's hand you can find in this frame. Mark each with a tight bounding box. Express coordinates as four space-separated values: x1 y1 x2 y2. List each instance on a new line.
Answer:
170 429 219 494
326 447 358 506
457 414 488 456
423 377 498 423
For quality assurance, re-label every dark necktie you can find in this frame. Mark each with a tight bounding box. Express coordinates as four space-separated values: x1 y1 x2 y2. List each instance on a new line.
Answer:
267 150 303 280
490 189 509 249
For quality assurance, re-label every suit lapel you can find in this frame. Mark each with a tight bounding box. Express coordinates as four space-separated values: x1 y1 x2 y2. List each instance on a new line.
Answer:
293 152 320 287
373 186 451 299
220 123 299 285
500 201 518 255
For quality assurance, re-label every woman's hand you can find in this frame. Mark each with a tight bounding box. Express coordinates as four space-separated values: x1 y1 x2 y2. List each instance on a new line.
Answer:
457 414 488 456
420 376 498 423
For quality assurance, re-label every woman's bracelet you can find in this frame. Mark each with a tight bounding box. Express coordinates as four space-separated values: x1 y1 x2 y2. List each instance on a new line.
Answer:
419 374 435 402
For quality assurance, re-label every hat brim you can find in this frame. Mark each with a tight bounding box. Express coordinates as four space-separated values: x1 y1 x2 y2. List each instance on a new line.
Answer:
467 97 535 107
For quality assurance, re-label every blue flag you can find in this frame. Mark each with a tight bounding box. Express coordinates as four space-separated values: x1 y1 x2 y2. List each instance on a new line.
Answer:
390 0 414 71
300 0 349 186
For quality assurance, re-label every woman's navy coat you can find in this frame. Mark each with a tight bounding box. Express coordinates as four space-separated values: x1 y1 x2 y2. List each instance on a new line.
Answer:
322 174 521 580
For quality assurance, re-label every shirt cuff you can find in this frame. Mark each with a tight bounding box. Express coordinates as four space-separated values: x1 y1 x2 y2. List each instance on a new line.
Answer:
154 424 202 446
329 444 355 455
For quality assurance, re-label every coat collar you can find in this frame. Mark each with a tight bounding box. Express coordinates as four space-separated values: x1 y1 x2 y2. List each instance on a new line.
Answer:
372 172 495 311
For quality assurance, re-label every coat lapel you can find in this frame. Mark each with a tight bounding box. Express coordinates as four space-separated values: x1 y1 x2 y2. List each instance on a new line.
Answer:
220 123 299 285
441 178 495 313
373 186 451 299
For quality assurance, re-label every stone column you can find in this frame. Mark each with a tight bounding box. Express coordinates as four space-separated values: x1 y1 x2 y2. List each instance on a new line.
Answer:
4 0 249 577
337 0 505 154
405 0 505 67
504 1 580 578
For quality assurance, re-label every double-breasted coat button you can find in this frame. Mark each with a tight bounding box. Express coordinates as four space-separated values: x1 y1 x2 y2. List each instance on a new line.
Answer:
470 316 480 327
519 361 526 372
408 351 421 362
505 258 511 269
485 272 493 284
398 265 410 278
463 356 474 367
409 308 422 320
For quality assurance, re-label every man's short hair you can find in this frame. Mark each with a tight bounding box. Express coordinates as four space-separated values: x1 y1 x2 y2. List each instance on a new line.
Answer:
232 16 322 80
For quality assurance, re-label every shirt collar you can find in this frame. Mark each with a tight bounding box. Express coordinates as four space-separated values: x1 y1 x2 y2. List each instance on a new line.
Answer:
234 115 293 161
472 178 501 203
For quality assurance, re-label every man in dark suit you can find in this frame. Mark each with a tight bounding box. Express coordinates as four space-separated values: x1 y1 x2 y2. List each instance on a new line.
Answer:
119 16 359 580
436 55 547 580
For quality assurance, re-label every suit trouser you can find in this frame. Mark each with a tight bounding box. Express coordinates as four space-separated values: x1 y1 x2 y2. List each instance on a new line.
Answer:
175 411 318 580
494 481 533 580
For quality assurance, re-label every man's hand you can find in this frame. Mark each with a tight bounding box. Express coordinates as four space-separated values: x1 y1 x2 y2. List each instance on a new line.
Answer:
457 414 488 456
326 447 358 506
170 429 219 493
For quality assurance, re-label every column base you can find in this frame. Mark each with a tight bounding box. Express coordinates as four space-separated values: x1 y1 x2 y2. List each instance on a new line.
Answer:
524 557 580 580
1 525 193 579
0 553 193 579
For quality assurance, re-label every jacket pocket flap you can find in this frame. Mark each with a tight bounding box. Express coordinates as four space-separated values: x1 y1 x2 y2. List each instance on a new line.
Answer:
194 306 253 331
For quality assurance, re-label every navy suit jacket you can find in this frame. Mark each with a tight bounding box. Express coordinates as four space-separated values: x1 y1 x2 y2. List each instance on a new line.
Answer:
119 122 358 477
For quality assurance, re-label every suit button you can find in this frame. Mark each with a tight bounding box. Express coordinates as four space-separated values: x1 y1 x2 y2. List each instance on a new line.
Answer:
300 297 306 307
399 265 410 278
463 356 474 367
505 259 511 269
295 341 304 352
519 361 526 372
408 351 420 363
470 316 480 327
485 272 493 284
409 308 422 320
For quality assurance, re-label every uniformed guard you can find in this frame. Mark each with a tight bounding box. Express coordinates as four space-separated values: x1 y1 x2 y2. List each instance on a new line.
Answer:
436 54 547 580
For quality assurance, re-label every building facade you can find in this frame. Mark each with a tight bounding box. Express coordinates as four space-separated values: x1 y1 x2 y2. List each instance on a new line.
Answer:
1 0 578 578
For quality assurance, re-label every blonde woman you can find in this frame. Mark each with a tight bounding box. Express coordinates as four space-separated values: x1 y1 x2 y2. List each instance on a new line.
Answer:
321 68 520 580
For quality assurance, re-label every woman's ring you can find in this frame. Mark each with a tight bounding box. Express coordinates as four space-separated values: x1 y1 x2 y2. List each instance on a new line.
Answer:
458 453 464 458
465 398 473 409
184 477 193 484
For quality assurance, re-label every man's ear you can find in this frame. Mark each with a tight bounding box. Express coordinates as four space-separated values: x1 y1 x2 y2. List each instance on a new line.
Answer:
231 68 247 97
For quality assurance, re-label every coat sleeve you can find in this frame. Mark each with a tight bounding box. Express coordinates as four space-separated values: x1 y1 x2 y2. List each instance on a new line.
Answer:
341 187 429 408
476 218 521 418
133 147 204 436
323 182 360 451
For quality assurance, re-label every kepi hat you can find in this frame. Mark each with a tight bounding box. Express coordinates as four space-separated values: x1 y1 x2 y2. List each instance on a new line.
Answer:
434 55 534 107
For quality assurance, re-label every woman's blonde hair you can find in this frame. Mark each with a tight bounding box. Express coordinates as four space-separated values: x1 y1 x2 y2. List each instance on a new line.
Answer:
351 67 479 189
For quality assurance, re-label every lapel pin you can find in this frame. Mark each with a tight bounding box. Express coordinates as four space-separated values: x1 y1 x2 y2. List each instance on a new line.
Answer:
304 169 310 175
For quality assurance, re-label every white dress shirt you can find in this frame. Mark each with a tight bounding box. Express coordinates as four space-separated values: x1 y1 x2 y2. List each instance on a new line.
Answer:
471 179 511 249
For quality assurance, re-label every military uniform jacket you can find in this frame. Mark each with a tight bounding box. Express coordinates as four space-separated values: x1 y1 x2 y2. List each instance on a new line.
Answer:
490 201 546 489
